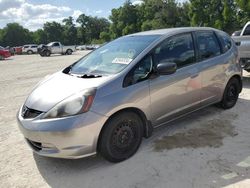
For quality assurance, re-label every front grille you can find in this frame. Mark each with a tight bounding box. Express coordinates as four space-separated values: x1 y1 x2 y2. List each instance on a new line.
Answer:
26 139 42 151
21 106 43 119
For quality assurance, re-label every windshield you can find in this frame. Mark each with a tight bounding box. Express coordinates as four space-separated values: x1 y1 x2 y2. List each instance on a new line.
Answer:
70 35 160 75
47 42 54 46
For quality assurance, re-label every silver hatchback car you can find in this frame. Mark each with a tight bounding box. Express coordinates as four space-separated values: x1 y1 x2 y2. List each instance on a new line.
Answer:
17 27 242 162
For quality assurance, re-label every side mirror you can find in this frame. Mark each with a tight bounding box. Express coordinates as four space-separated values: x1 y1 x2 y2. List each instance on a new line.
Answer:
156 61 177 75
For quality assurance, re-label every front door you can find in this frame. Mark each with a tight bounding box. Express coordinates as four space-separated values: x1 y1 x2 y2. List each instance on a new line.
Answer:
52 42 61 53
149 33 202 126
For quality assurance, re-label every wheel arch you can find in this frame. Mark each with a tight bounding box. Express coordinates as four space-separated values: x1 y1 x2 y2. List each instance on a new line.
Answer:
97 107 153 151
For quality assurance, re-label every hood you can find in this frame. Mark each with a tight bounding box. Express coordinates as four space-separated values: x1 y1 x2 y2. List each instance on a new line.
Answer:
25 72 113 112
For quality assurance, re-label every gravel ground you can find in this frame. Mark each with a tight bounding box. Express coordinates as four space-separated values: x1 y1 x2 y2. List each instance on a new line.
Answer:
1 52 250 188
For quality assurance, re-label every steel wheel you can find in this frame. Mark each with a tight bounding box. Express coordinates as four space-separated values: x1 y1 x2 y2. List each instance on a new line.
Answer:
218 78 239 109
98 111 143 162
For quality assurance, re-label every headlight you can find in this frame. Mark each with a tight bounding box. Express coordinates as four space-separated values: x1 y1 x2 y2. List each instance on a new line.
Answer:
43 88 96 119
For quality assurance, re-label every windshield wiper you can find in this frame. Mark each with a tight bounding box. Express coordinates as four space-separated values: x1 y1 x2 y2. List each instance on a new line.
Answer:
68 73 102 78
79 74 102 78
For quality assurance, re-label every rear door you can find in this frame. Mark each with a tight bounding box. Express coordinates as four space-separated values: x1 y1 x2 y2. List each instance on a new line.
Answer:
194 31 224 106
149 33 202 126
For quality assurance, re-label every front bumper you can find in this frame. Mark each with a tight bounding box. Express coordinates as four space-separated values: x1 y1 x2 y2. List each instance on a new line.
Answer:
17 107 108 159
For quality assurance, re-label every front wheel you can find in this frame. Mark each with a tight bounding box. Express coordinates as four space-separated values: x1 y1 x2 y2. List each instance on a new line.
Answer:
98 111 143 162
0 55 4 60
218 78 240 109
45 50 51 57
27 50 33 55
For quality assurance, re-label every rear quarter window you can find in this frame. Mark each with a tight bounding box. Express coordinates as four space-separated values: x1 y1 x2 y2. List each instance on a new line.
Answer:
216 32 232 53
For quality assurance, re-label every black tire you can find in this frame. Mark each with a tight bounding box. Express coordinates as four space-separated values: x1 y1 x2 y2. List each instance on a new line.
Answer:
98 111 143 162
45 50 51 57
27 50 33 55
0 55 4 60
218 78 240 109
66 49 73 55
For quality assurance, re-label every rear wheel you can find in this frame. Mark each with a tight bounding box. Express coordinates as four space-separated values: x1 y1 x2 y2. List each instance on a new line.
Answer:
98 111 143 162
0 55 4 60
218 78 240 109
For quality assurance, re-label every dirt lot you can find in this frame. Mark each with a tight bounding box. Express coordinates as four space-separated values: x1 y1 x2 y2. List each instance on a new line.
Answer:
1 52 250 188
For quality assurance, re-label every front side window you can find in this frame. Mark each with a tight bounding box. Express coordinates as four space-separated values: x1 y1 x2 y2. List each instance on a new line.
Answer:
153 33 195 69
217 32 232 53
53 43 59 47
70 35 160 75
243 25 250 36
196 31 221 61
124 55 153 86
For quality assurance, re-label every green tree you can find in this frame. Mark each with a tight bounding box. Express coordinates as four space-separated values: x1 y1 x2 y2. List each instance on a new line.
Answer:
33 29 48 44
62 16 77 45
189 0 239 33
43 21 64 42
77 14 110 43
109 1 140 38
0 23 33 46
235 0 250 26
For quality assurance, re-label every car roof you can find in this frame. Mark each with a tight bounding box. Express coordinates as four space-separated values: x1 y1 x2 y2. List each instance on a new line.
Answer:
24 44 37 46
128 27 221 36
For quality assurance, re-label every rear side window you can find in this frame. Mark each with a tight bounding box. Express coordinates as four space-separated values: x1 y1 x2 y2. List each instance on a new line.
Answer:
53 43 60 47
153 33 195 69
243 25 250 36
196 31 221 61
217 32 232 53
31 46 37 48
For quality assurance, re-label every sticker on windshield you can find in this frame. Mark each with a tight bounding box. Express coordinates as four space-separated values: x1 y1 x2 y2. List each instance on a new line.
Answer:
112 58 132 65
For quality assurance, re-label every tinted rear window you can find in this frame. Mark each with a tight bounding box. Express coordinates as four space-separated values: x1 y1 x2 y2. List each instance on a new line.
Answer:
196 31 221 61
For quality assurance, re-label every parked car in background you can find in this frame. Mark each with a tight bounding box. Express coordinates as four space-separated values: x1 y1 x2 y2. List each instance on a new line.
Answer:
17 27 242 162
38 42 76 57
14 46 22 55
76 45 87 50
232 21 250 72
232 30 242 37
0 46 11 60
5 46 15 55
22 44 38 54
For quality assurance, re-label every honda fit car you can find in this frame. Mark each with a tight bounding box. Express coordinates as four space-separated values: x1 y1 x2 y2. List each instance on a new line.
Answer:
17 27 242 162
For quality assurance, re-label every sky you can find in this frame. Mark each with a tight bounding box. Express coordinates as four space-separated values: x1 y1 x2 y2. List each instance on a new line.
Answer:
0 0 187 31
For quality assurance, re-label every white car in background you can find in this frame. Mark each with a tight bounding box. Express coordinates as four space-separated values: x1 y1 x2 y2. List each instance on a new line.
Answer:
22 44 38 54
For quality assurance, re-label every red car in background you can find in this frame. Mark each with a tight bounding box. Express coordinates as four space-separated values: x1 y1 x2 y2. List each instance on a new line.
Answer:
0 46 11 60
14 46 22 55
